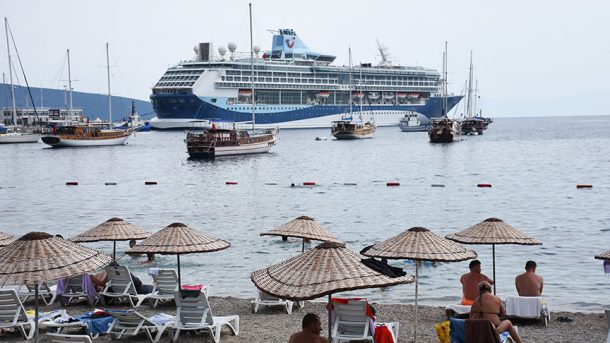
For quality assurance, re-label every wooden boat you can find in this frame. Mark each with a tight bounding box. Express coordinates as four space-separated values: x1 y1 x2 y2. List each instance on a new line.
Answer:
41 126 132 147
428 117 460 143
331 120 376 139
185 126 277 158
460 117 485 135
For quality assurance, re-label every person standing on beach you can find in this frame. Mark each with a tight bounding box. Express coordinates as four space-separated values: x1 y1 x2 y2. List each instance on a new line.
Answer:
460 260 494 305
289 313 328 343
515 260 543 296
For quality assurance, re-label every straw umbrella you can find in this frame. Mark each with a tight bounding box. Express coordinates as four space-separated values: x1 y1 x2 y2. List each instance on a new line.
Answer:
251 241 415 342
260 216 342 252
126 222 230 287
446 217 541 294
361 227 477 342
595 250 610 260
70 217 151 260
0 232 111 342
0 231 16 247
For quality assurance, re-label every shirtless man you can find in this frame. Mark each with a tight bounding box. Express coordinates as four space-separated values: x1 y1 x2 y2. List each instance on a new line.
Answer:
289 313 328 343
460 260 494 305
470 281 522 343
515 260 543 296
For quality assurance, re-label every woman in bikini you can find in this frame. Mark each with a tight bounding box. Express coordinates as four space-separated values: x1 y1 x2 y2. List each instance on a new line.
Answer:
470 281 523 343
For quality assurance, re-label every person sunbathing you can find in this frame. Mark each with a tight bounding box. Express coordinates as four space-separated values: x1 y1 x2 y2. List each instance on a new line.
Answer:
460 260 494 305
515 260 543 296
470 281 522 343
289 313 328 343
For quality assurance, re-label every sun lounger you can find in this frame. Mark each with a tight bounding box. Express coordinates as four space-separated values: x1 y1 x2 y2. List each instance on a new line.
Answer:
605 309 610 343
145 269 179 308
251 290 299 314
106 309 169 343
57 275 96 306
504 296 550 326
0 289 35 339
449 317 515 343
445 304 471 316
162 290 239 343
329 298 398 343
46 332 93 343
96 265 148 308
17 282 57 305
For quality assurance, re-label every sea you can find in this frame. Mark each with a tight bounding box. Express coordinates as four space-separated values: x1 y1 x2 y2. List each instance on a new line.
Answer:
1 115 609 312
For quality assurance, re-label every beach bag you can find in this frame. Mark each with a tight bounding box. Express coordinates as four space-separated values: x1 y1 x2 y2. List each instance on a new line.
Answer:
435 320 451 343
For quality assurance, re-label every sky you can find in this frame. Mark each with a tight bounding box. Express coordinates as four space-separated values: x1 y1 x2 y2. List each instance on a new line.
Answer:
2 0 609 117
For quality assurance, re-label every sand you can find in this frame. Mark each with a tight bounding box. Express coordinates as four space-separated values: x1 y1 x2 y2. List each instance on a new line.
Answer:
2 296 607 342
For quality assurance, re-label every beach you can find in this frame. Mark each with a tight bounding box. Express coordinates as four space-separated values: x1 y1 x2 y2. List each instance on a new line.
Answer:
3 296 606 342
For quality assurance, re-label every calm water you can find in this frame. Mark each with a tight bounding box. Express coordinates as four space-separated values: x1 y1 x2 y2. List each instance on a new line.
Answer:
1 116 609 311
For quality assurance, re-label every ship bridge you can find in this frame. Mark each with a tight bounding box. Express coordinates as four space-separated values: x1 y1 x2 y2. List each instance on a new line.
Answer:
263 29 336 65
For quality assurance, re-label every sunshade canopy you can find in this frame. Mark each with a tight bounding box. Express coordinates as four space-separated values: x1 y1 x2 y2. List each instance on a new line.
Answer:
362 227 477 262
70 217 151 242
260 215 342 243
126 222 230 255
0 232 112 286
595 250 610 260
445 217 541 245
0 231 16 247
251 241 414 301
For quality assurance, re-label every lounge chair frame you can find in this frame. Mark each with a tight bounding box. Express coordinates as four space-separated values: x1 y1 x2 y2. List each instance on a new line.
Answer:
96 266 147 308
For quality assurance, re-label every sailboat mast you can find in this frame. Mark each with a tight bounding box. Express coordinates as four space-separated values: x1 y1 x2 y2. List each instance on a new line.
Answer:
359 65 363 117
249 3 255 131
348 47 353 117
4 17 17 126
474 79 478 117
106 42 112 127
67 49 73 117
466 51 473 118
441 42 448 117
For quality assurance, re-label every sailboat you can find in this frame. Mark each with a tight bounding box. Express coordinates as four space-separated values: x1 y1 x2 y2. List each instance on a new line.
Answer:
331 48 376 140
185 3 276 158
41 45 132 147
0 17 40 144
459 52 485 135
428 42 461 143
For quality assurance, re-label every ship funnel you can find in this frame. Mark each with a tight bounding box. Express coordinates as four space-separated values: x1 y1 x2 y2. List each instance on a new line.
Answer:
197 42 213 61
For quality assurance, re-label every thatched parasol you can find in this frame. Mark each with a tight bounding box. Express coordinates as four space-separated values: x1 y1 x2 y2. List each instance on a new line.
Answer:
70 217 151 260
251 241 414 342
0 231 16 247
446 217 541 294
260 216 342 252
362 227 477 342
595 250 610 260
0 232 111 342
126 222 230 287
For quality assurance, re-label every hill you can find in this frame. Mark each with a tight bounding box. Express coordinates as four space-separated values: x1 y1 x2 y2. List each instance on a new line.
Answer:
0 83 154 121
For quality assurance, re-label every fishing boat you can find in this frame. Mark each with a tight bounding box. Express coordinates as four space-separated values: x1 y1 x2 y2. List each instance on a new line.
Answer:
185 4 277 158
115 101 152 132
41 44 132 147
399 112 429 132
428 42 461 143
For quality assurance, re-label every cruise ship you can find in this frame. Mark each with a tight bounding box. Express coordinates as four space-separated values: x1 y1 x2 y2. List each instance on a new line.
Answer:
150 29 462 129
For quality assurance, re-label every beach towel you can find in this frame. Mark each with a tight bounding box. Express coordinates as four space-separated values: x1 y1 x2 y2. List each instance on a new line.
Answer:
465 319 501 343
445 304 471 315
374 323 395 343
434 320 450 343
56 274 97 305
604 260 610 274
505 296 542 318
449 318 466 343
77 311 114 335
148 268 160 277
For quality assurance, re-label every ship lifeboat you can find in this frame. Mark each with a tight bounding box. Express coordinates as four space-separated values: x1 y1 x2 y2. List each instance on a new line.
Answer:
367 92 380 100
316 91 331 98
238 89 253 96
396 92 408 99
383 92 395 100
352 91 365 98
407 93 420 99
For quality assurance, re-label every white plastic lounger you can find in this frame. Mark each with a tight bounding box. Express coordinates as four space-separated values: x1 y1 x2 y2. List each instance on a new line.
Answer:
61 275 92 306
504 296 550 326
0 289 35 339
17 282 57 305
445 303 472 316
164 291 239 343
146 269 178 308
106 309 169 343
96 265 148 308
330 298 398 343
46 332 93 343
251 290 301 314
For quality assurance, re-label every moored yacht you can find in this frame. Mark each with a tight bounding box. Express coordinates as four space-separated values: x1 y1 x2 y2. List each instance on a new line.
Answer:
399 111 429 132
42 126 131 147
185 122 277 158
0 126 40 144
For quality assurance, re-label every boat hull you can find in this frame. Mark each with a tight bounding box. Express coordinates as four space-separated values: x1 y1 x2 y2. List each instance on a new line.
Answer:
187 136 276 158
41 134 131 147
0 133 40 144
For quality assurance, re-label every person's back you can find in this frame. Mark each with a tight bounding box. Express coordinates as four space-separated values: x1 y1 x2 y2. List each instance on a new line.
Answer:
471 281 523 343
289 313 328 343
515 260 543 296
460 260 494 305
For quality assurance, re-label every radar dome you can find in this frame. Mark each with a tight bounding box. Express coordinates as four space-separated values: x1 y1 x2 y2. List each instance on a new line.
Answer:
228 42 237 53
218 46 227 56
193 45 200 54
253 46 261 56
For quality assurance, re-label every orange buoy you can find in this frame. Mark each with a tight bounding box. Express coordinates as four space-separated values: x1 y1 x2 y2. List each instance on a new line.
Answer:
576 184 592 189
386 182 400 187
477 183 492 188
303 182 316 186
226 181 238 185
145 181 157 185
66 182 78 186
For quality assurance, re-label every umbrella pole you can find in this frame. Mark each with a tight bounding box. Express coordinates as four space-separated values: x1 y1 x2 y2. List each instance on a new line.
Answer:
414 261 420 343
113 241 116 261
302 238 305 253
328 294 332 343
34 282 39 343
177 254 181 289
492 244 496 295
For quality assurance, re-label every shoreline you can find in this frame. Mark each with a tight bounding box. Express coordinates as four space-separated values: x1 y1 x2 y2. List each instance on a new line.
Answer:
3 296 607 342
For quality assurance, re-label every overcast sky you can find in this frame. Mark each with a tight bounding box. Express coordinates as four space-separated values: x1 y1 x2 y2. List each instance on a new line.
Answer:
2 0 609 117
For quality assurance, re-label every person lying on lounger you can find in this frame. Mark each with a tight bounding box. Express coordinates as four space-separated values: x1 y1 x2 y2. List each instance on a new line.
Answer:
470 281 523 343
289 313 328 343
460 260 494 305
515 260 543 296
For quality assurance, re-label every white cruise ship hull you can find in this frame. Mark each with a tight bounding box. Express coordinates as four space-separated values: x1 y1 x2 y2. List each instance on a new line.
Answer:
0 133 40 144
